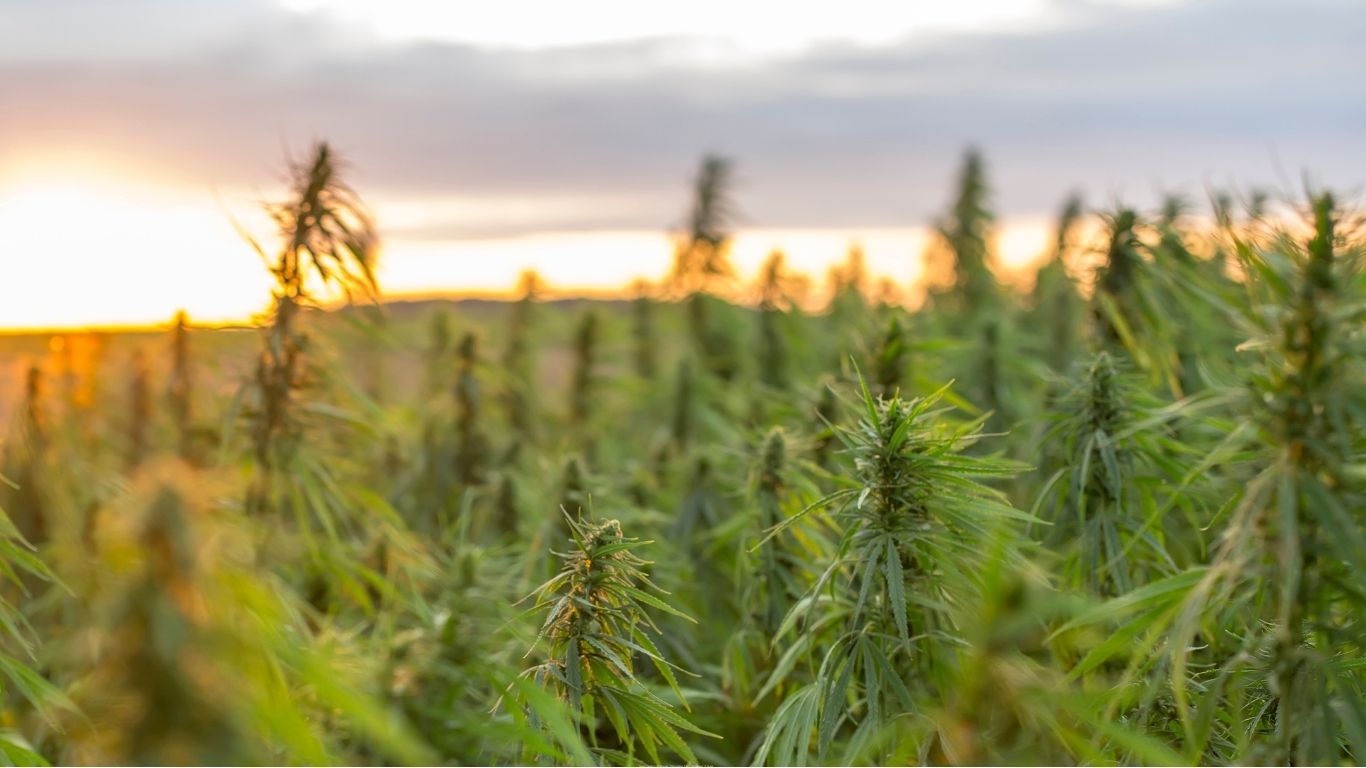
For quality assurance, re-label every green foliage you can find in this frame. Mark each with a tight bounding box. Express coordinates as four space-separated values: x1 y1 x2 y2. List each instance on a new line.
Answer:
2 144 1363 768
45 466 430 765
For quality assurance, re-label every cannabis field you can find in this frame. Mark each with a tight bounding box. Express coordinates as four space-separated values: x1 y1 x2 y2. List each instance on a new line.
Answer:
0 145 1362 766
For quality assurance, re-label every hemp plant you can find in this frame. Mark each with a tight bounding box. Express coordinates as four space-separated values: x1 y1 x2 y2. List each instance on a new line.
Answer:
1028 194 1086 376
671 154 740 381
125 351 150 471
242 141 379 515
870 316 906 401
755 251 793 391
1068 193 1366 764
1160 193 1366 764
569 312 599 429
1032 351 1191 597
5 365 50 544
933 148 997 318
51 466 430 765
753 376 1033 765
512 516 713 764
235 142 416 611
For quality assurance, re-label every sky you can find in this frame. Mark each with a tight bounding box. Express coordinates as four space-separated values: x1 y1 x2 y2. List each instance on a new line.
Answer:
0 0 1362 328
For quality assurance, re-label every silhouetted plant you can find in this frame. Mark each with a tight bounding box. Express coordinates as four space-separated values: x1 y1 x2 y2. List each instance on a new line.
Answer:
827 244 869 320
671 155 739 381
242 141 379 515
1093 208 1143 349
1029 194 1086 375
934 149 997 317
669 155 736 296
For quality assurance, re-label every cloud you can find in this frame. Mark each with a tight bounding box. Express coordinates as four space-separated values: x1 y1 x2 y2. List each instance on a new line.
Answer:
1 0 1362 237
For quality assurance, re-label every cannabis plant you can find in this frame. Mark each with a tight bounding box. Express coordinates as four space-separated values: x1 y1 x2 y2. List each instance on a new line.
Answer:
671 155 740 381
235 142 420 614
1032 351 1194 596
1028 194 1085 376
1070 193 1366 764
755 251 793 390
569 312 599 429
933 148 998 318
753 378 1032 764
1163 193 1366 764
242 141 379 515
512 516 712 764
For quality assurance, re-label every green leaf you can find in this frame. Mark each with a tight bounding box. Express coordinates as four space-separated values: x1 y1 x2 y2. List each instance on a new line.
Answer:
620 586 698 624
883 538 909 645
1051 568 1207 639
818 645 854 757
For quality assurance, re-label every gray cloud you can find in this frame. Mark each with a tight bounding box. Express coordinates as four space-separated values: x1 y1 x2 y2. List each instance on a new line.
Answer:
1 0 1362 237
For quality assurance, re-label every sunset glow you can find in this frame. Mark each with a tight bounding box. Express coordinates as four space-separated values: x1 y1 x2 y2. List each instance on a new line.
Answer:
0 170 1056 330
3 0 1356 331
0 175 273 329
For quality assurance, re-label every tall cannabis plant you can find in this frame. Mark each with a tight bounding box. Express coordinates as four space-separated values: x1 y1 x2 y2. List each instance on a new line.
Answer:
753 378 1033 764
672 154 740 381
1033 352 1195 596
243 141 379 515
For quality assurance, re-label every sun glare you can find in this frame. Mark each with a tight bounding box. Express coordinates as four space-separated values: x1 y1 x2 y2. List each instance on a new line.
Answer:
0 170 1055 331
0 176 275 330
